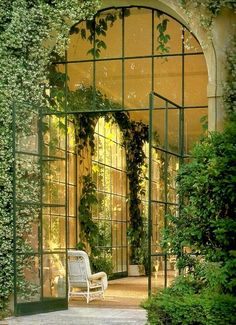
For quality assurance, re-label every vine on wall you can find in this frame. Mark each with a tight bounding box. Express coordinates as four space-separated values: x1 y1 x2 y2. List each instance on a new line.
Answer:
0 0 235 318
179 0 236 29
0 0 100 316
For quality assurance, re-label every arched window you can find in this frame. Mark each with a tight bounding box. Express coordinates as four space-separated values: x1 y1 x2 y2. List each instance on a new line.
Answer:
52 5 208 286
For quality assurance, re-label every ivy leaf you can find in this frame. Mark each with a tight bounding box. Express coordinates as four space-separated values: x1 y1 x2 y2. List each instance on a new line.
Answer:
81 28 86 40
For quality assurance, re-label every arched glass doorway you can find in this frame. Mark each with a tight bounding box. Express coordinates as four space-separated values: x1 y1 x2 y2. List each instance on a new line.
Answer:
13 5 208 315
63 4 208 284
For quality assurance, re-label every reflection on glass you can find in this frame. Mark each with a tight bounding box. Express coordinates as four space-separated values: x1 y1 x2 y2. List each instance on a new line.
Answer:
184 108 207 153
43 254 66 298
167 155 179 204
16 154 40 204
16 206 40 252
96 60 122 106
151 255 165 292
184 55 208 107
43 115 66 157
67 63 93 92
96 9 122 59
68 217 77 248
167 255 178 286
155 57 182 105
151 204 165 254
152 108 165 149
154 13 182 54
68 21 93 61
43 213 66 250
16 255 40 303
125 59 152 109
16 112 38 153
168 109 179 153
68 185 76 216
124 8 152 57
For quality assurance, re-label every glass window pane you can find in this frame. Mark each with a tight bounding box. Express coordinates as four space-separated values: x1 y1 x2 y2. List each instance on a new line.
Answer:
167 255 178 286
154 13 182 54
125 59 152 109
16 154 40 204
184 108 208 153
16 254 40 303
68 217 77 249
168 108 179 153
68 21 93 61
155 57 182 106
167 155 179 204
43 214 66 250
96 61 122 108
67 62 93 94
96 9 122 59
151 255 165 292
43 254 66 298
184 55 208 107
152 203 165 254
16 206 40 253
16 112 38 153
125 8 152 57
68 185 76 216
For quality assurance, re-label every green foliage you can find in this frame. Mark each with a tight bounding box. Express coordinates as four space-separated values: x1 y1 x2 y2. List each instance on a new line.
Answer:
78 174 99 251
0 0 100 315
223 36 236 116
163 121 236 286
77 175 113 276
179 0 236 29
71 87 149 265
117 116 149 264
144 31 236 324
69 86 121 156
156 11 170 54
143 263 236 324
71 7 170 58
143 290 236 325
90 251 113 276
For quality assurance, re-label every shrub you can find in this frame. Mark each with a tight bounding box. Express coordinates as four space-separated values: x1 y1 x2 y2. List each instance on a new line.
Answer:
143 291 236 325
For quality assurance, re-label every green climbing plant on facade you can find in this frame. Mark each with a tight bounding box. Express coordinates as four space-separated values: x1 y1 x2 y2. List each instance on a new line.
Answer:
0 0 100 317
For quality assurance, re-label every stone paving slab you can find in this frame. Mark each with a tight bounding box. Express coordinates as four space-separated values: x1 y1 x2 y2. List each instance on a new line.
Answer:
1 307 147 325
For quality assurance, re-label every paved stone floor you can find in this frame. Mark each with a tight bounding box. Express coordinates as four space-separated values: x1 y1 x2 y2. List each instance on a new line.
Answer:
0 277 149 325
1 307 147 325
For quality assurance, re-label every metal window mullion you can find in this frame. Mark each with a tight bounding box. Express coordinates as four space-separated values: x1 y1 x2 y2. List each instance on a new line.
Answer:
65 53 69 297
93 17 96 110
122 8 125 109
164 101 169 288
57 51 204 65
39 106 44 301
180 27 185 162
148 92 154 296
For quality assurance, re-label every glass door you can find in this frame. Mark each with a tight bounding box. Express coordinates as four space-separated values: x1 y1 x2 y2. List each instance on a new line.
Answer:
13 105 68 315
148 92 181 295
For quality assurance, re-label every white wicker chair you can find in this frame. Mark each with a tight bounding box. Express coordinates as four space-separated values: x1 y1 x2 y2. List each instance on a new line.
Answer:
68 250 108 303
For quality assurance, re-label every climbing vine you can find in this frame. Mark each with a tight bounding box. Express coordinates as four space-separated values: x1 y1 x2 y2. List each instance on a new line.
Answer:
179 0 236 29
69 86 149 265
0 0 235 319
70 7 171 57
0 0 100 317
